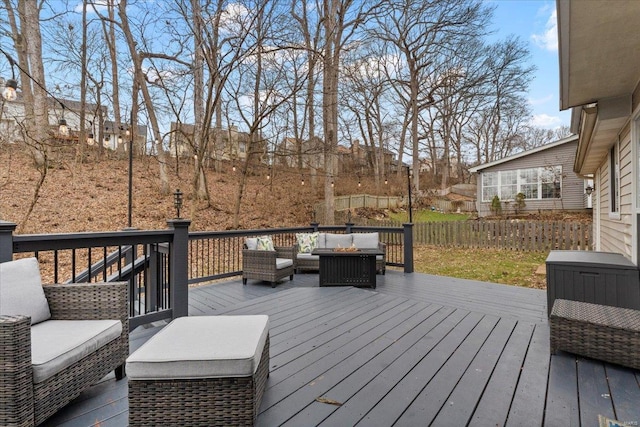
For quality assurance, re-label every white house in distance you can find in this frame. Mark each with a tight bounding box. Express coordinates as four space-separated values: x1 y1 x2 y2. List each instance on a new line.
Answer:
557 0 640 264
469 135 591 217
0 89 105 145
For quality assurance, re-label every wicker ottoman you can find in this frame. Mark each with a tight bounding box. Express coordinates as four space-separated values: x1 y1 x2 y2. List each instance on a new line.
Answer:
126 315 269 426
550 299 640 370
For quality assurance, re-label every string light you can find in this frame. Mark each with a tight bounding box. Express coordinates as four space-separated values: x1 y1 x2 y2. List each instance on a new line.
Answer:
232 164 236 172
3 78 17 101
58 105 69 136
384 176 388 185
301 175 305 186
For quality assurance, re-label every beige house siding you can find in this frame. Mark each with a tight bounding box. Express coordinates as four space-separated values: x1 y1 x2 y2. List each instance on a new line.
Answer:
596 130 634 260
473 138 586 217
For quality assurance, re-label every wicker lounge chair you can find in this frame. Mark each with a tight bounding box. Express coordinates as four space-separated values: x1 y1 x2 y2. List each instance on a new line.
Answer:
242 239 296 288
0 258 129 427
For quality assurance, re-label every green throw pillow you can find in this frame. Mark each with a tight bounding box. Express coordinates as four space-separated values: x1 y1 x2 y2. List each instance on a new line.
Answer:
296 232 319 253
256 235 275 251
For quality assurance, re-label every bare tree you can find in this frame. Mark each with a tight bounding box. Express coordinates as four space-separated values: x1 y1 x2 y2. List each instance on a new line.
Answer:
466 37 535 164
372 0 492 193
319 0 380 224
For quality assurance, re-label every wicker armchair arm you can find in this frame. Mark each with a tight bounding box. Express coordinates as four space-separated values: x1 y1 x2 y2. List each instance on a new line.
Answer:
0 315 34 426
242 249 278 262
43 282 129 326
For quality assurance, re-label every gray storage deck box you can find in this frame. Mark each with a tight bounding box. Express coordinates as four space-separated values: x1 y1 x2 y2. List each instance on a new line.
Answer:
546 250 640 316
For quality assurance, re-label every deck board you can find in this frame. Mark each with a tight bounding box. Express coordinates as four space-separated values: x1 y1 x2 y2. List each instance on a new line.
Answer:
40 270 640 427
544 351 580 426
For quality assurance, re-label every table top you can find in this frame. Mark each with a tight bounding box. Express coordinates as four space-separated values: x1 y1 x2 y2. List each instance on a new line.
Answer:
312 248 383 256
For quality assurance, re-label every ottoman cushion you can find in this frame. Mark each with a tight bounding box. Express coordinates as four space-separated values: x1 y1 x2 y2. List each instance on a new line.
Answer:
126 315 269 380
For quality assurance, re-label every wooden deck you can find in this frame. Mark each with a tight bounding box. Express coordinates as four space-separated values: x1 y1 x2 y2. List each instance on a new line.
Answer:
42 270 640 426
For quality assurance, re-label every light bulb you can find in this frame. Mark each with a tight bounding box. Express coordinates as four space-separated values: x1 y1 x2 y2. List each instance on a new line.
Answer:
58 118 69 136
2 79 17 101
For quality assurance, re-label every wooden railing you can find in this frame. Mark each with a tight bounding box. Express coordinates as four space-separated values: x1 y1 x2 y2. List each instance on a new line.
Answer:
187 223 410 284
354 219 593 251
0 220 412 328
1 220 190 330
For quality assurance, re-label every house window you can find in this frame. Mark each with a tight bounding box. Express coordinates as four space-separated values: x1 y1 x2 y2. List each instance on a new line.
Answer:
482 171 499 201
500 170 518 200
541 166 562 199
481 166 562 202
519 168 538 199
610 142 620 214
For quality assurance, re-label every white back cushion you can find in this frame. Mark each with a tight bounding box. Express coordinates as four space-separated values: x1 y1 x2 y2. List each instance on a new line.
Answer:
245 237 258 250
325 233 353 249
352 232 379 248
0 257 51 325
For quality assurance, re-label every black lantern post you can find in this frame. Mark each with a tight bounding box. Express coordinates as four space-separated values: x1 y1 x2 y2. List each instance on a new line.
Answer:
174 189 184 219
407 165 413 223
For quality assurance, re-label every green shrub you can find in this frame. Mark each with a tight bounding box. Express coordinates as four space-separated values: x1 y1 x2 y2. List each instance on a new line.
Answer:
515 192 526 214
490 195 502 215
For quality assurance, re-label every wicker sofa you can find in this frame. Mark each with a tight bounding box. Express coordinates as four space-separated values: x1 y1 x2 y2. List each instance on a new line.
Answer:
0 258 129 427
295 232 386 274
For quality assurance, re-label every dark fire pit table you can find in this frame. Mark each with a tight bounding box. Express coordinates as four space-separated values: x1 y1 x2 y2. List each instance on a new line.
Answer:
312 248 383 289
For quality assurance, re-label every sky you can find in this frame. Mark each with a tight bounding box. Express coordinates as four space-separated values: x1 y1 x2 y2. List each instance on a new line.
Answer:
488 0 570 129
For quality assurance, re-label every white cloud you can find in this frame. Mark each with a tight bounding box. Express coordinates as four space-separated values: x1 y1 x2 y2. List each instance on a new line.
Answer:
528 94 553 106
74 0 112 14
530 113 562 128
531 8 558 51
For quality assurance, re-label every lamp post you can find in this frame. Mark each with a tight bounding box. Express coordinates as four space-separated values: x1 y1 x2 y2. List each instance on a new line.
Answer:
173 189 184 219
127 117 133 228
406 165 413 223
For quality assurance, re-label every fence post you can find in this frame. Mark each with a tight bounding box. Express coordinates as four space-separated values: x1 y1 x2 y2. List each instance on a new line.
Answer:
403 223 414 273
0 221 17 262
167 219 191 319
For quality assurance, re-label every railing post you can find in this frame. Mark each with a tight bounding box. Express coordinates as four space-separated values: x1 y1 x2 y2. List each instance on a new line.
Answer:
168 219 191 319
403 223 414 273
0 221 17 262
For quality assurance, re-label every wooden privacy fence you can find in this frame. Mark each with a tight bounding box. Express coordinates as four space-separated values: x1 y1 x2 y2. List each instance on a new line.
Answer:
355 219 593 251
316 194 403 214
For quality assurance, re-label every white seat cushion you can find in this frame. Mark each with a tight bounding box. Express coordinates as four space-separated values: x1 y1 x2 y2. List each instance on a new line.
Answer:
297 253 319 261
0 257 51 325
275 258 294 269
126 315 269 380
31 319 122 383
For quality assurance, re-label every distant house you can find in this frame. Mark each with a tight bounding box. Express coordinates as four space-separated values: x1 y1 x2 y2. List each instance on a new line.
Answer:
168 123 253 162
103 120 148 153
275 136 324 170
336 140 396 173
469 135 591 217
0 89 107 145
